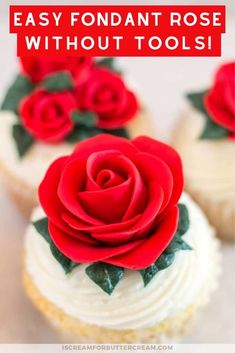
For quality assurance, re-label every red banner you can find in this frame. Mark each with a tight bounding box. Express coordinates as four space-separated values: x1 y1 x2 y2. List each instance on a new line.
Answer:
10 5 226 57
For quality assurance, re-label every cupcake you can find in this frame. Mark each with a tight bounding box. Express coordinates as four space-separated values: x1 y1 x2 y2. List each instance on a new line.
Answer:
23 134 220 343
0 57 151 216
172 62 235 241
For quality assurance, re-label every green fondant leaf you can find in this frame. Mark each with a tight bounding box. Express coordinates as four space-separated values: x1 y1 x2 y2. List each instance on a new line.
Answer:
156 252 175 270
49 242 79 274
42 72 73 92
1 74 34 114
66 126 102 143
139 263 159 287
66 124 129 145
179 240 192 250
177 203 190 236
164 234 192 254
140 203 192 286
186 90 230 140
33 218 79 274
97 57 115 68
33 218 50 243
186 90 208 114
103 127 130 139
71 110 98 128
85 262 124 295
96 57 122 75
12 124 34 158
140 253 175 287
200 115 229 140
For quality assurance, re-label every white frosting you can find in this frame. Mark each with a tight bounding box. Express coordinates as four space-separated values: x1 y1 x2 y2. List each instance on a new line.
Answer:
25 193 219 330
173 107 235 205
0 111 73 188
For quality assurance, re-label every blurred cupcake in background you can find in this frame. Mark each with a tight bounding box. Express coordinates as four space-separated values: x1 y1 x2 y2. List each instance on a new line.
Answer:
23 134 220 343
0 56 151 216
172 62 235 241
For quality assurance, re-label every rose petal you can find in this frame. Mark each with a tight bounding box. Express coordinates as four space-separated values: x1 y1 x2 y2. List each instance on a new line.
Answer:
78 178 132 224
98 90 139 129
58 158 104 226
71 134 139 161
121 157 147 221
58 151 143 226
96 169 125 188
86 150 126 191
61 177 164 243
62 211 141 236
127 152 173 219
104 206 179 270
204 62 235 134
20 89 75 142
214 62 235 113
86 153 172 241
49 220 143 263
205 90 234 132
133 136 183 207
39 156 68 219
39 156 98 245
89 181 164 243
76 67 126 114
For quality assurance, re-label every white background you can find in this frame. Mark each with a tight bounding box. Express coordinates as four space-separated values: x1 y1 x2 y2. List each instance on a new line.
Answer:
0 0 234 345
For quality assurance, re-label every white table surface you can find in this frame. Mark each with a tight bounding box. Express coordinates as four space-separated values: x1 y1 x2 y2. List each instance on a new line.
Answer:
0 0 235 345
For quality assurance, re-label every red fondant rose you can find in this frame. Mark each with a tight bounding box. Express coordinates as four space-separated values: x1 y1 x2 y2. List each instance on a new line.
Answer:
76 67 139 129
39 134 183 270
20 57 93 83
204 62 235 137
20 89 76 142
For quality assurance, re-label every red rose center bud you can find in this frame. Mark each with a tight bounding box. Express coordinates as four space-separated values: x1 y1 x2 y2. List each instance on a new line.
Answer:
20 89 76 143
96 169 125 189
97 87 115 102
76 67 139 129
39 134 183 270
